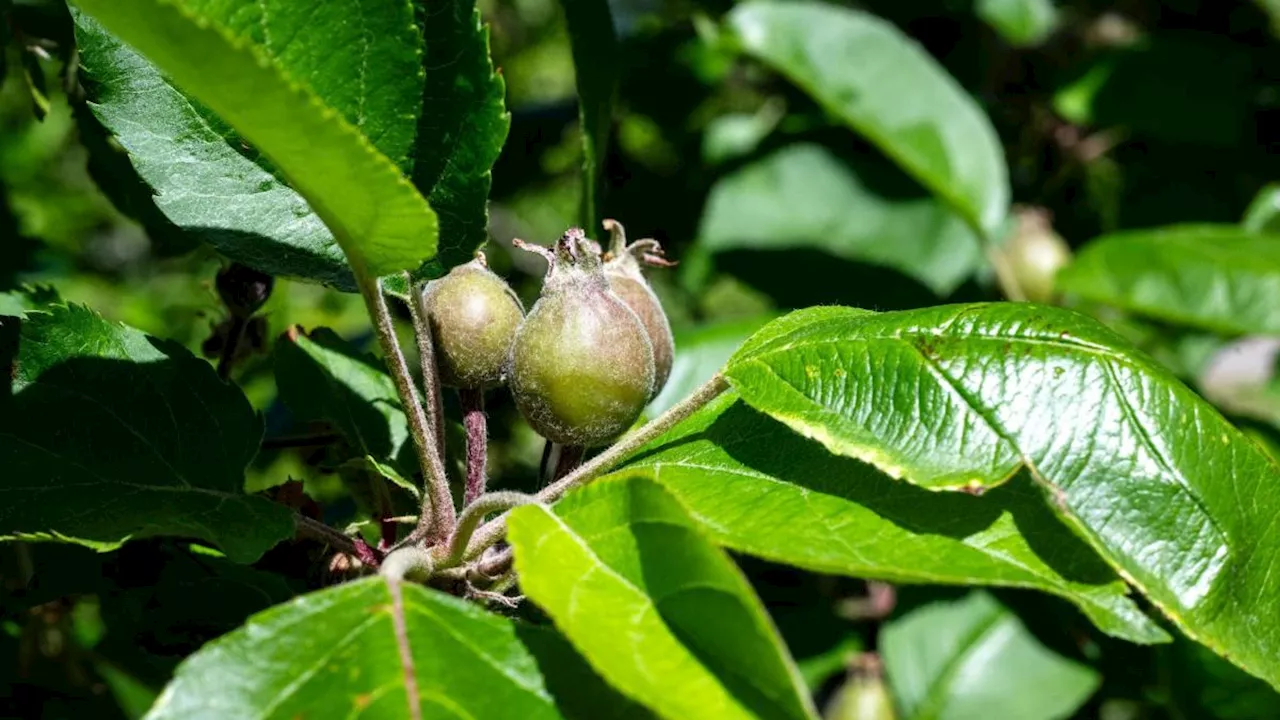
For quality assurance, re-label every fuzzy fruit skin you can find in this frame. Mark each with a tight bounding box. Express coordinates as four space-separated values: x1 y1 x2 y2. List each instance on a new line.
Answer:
510 233 655 446
607 270 673 396
422 260 524 388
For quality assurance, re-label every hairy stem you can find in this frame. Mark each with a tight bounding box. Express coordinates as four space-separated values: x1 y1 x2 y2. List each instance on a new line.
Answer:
380 546 434 583
456 374 730 564
357 275 455 545
460 388 487 505
405 272 446 452
443 491 539 567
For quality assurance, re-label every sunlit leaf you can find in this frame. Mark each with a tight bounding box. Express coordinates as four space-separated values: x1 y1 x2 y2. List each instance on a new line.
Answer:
1059 225 1280 335
509 476 817 720
725 1 1009 238
74 0 436 284
698 144 983 296
608 392 1166 645
726 303 1280 689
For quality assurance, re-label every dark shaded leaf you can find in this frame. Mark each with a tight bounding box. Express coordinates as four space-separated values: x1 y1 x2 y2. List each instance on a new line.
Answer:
407 0 509 278
0 305 290 562
560 0 618 231
274 328 409 470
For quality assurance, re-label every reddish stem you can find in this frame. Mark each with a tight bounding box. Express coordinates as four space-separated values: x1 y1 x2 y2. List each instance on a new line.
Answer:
352 537 382 568
379 516 398 551
461 388 487 506
553 444 585 481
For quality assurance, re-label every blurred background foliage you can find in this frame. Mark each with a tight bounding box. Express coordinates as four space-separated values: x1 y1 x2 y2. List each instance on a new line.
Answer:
3 0 1280 717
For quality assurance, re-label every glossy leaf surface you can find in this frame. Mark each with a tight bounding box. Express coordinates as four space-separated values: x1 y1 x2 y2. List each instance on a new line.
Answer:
725 303 1280 688
1058 225 1280 335
607 393 1165 645
0 305 290 562
725 1 1009 238
508 476 817 720
145 577 564 719
74 0 436 284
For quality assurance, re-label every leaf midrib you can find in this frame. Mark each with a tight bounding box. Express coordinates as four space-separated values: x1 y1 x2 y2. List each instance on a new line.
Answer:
535 507 760 720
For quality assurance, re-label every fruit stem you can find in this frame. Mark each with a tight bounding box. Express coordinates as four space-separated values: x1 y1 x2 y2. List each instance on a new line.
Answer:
380 546 434 583
553 444 585 480
442 491 539 568
405 272 446 454
460 388 487 505
986 245 1027 302
357 275 455 546
293 513 378 567
457 373 731 564
215 314 247 380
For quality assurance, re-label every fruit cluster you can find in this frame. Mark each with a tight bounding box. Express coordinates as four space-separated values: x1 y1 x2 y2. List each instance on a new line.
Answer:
422 221 675 448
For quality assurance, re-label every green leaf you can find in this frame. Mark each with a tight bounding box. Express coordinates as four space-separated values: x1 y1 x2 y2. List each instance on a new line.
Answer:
409 0 510 276
515 625 658 720
144 577 565 719
881 591 1099 720
1243 184 1280 234
508 476 817 720
560 0 619 231
975 0 1059 48
1058 225 1280 335
701 102 784 165
697 144 984 296
73 0 437 284
0 305 291 563
725 1 1009 239
607 392 1166 645
724 303 1280 688
274 328 410 471
648 315 775 416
